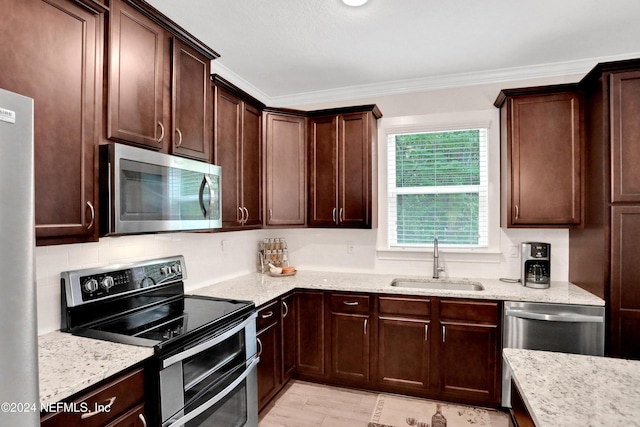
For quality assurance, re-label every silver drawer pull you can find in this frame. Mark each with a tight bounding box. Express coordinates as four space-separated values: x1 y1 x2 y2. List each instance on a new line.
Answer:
343 301 359 306
282 301 289 318
261 311 274 319
425 324 429 341
138 413 147 427
80 396 116 419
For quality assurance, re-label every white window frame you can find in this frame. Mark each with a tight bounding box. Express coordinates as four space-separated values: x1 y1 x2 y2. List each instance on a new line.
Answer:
376 110 501 259
388 128 488 248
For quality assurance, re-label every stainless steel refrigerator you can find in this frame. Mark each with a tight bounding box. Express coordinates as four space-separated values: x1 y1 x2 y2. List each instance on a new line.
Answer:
0 88 39 426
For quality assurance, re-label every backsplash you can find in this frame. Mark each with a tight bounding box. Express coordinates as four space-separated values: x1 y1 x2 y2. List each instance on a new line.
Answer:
36 227 568 335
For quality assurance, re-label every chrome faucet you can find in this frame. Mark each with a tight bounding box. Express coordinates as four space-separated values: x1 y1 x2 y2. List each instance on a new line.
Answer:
433 237 445 279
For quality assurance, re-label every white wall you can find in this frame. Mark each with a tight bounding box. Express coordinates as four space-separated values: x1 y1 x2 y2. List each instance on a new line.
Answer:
36 72 583 335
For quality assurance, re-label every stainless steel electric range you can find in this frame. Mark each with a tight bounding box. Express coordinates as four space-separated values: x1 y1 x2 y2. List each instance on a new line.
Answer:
61 255 258 427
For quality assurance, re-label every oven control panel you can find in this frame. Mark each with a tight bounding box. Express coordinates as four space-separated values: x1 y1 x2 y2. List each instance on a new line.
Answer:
61 255 186 306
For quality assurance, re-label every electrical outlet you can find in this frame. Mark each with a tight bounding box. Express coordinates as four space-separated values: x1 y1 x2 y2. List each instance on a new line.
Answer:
510 244 519 258
347 241 355 254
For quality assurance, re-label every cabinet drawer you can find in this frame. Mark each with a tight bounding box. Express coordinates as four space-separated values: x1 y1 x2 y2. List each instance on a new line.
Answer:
439 299 500 324
330 293 370 314
378 296 431 318
257 300 280 332
41 368 144 427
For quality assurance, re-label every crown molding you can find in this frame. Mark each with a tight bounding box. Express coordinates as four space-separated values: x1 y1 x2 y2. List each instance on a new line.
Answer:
213 52 640 108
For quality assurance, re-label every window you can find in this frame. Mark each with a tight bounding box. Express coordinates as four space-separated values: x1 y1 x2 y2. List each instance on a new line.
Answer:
387 128 488 248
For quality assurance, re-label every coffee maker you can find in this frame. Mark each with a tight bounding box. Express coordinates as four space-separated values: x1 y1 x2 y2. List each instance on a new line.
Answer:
520 242 551 289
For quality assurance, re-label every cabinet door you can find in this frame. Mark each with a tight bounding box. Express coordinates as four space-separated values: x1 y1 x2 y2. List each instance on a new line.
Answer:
295 291 326 378
331 312 370 383
377 317 431 391
241 102 263 227
504 91 582 226
214 87 243 227
0 0 104 245
309 116 338 226
257 323 281 410
172 39 211 162
438 299 500 405
265 113 307 226
281 294 297 381
610 206 640 359
338 112 372 227
610 70 640 203
109 0 167 149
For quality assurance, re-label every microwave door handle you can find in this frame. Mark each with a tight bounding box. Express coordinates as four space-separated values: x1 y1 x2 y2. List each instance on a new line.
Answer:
198 175 214 219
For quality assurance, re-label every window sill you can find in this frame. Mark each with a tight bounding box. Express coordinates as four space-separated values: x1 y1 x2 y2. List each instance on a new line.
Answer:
376 247 503 263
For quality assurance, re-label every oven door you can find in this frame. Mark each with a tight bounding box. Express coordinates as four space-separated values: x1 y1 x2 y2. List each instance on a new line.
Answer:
159 313 258 427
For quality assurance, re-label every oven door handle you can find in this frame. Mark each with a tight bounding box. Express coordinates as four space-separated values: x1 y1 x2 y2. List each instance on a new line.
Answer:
505 308 604 323
163 356 259 427
162 312 257 369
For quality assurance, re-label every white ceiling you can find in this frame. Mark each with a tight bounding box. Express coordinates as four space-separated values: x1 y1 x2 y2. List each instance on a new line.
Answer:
146 0 640 106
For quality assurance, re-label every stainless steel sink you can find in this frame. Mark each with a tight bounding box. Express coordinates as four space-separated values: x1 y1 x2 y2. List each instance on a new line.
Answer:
390 278 485 291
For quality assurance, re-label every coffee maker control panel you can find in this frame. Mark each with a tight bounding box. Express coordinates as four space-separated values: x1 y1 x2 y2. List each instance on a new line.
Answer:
527 243 549 259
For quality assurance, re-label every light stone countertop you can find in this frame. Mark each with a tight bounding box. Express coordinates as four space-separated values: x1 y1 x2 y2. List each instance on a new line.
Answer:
38 331 153 407
189 270 605 307
503 348 640 427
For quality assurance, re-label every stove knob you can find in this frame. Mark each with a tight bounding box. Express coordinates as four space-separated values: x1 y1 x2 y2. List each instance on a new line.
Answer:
171 263 182 274
82 278 99 293
160 266 171 275
100 275 115 291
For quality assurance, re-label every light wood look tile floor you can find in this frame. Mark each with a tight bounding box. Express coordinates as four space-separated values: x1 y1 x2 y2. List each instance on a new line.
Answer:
258 380 510 427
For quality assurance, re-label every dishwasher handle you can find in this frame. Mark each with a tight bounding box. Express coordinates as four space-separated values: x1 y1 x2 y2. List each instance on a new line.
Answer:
505 308 604 323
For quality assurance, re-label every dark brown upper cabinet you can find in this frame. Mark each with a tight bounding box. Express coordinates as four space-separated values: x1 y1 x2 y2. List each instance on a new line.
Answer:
213 75 265 229
308 105 382 229
264 108 307 226
171 39 212 162
108 0 217 161
495 85 583 228
0 0 106 245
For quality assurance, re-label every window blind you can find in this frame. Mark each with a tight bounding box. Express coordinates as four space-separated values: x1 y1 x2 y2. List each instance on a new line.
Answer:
388 128 488 248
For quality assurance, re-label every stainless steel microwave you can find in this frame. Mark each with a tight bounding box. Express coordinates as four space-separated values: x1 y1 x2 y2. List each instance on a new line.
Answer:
99 143 222 236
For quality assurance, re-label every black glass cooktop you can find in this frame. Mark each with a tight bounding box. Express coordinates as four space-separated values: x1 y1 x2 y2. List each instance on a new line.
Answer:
73 295 254 353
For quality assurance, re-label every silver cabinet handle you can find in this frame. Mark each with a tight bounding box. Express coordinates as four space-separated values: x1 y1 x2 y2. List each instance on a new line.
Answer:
332 208 337 224
269 209 273 222
442 326 446 342
157 121 165 143
515 204 519 220
86 201 95 230
238 206 245 224
80 396 116 419
175 128 183 147
343 301 359 306
339 208 343 223
282 300 289 318
364 318 368 335
260 311 274 319
138 413 147 427
243 207 249 223
256 337 263 357
505 308 604 323
424 324 429 341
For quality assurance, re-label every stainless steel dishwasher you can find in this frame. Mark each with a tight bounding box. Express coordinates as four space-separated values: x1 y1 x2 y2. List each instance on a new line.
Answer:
501 301 605 407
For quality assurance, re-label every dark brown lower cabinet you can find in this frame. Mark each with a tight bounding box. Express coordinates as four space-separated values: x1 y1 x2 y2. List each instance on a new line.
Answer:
281 293 297 381
256 291 502 414
257 300 281 410
438 299 501 405
296 291 327 380
376 296 432 392
509 380 535 427
329 293 371 384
